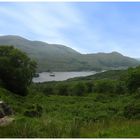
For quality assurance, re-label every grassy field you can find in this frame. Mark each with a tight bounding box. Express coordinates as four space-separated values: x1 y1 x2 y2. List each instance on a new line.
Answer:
0 86 140 138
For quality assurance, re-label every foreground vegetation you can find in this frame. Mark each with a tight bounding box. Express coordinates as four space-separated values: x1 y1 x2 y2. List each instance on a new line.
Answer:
0 87 140 138
0 46 140 138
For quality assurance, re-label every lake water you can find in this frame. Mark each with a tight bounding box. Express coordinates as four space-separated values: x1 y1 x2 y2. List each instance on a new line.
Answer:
33 71 98 83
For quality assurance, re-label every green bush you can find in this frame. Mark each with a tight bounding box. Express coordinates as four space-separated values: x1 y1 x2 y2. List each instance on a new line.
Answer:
134 88 140 98
85 82 94 93
126 66 140 93
72 82 86 96
123 102 140 119
94 80 116 94
43 85 54 96
57 84 68 96
114 81 127 94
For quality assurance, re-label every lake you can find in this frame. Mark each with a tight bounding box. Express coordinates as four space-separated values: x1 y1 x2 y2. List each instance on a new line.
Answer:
33 71 98 83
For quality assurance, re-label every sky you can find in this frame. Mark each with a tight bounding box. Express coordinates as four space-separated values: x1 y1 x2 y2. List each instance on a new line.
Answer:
0 2 140 57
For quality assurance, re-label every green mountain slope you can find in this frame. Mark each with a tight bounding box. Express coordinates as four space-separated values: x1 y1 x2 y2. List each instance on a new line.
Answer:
0 35 139 72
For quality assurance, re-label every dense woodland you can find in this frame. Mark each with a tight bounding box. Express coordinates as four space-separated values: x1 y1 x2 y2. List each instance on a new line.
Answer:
0 46 140 138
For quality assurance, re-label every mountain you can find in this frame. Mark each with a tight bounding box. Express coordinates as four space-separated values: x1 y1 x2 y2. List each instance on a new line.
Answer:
0 35 139 72
136 58 140 61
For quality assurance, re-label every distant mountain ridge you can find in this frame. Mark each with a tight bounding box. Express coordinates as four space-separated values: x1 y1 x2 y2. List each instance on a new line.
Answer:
136 58 140 61
0 35 139 72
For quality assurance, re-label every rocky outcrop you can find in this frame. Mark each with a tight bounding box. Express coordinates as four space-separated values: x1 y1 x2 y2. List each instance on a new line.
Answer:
0 101 13 118
0 101 14 126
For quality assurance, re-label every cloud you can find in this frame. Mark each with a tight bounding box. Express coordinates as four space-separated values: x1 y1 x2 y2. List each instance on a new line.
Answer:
0 2 140 57
0 2 102 53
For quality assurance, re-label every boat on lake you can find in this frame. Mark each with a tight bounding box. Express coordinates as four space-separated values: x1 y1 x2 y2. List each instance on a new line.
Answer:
49 72 55 76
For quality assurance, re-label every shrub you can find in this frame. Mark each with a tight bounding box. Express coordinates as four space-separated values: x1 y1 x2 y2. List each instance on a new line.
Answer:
123 102 140 119
57 84 68 96
126 66 140 93
134 88 140 98
85 82 94 93
94 80 116 94
43 86 54 96
72 82 86 96
114 81 127 94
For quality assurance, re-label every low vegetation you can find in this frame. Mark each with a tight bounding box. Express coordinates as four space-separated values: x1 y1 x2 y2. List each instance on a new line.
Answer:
0 46 140 138
0 86 140 138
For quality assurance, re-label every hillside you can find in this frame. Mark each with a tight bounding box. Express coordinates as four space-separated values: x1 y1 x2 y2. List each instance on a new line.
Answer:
0 35 139 72
0 68 140 137
68 69 127 81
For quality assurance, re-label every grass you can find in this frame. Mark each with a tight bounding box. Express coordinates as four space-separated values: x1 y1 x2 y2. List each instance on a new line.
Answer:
0 116 140 138
80 119 140 138
0 87 140 138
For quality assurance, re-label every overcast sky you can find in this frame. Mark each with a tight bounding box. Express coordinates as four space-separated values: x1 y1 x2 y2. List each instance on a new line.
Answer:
0 2 140 57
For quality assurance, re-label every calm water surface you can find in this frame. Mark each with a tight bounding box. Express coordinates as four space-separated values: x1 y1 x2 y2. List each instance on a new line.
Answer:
33 71 98 83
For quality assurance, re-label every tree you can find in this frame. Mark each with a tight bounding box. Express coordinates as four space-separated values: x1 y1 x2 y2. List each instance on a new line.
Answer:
85 82 94 93
43 85 54 96
57 84 68 96
0 46 37 96
73 82 86 96
94 79 116 94
126 66 140 93
114 81 127 94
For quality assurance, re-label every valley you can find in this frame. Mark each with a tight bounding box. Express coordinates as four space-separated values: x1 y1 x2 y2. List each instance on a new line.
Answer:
0 38 140 138
1 2 140 138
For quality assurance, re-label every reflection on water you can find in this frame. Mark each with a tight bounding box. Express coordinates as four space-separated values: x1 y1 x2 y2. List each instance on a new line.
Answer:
33 71 97 83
